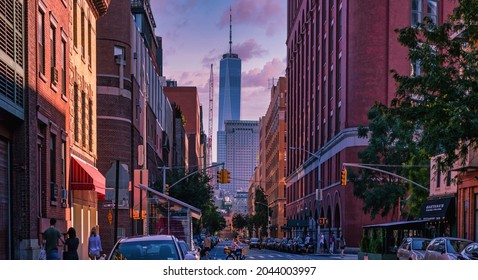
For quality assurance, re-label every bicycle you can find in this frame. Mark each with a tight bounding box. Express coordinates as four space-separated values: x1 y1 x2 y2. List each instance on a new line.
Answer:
224 246 246 260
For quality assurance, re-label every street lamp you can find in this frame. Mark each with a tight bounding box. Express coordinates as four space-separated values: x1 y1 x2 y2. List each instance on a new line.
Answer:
255 201 270 238
289 146 322 254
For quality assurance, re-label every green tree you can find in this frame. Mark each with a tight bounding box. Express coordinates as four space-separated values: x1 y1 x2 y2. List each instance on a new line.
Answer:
391 0 478 171
353 0 478 220
201 204 226 235
152 169 224 234
353 103 429 220
232 213 247 231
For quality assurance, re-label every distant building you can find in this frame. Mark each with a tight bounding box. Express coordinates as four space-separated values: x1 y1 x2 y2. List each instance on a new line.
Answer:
221 121 259 199
233 192 249 215
164 86 203 171
217 10 241 180
258 77 287 238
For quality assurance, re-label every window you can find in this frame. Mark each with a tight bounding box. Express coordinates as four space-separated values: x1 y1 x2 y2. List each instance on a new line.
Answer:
61 39 66 96
411 0 422 26
38 9 45 74
82 91 86 147
427 0 438 25
436 169 441 188
50 24 56 84
73 0 77 47
50 134 57 202
88 21 92 65
74 85 79 140
81 9 85 57
337 9 342 39
337 57 341 89
411 60 421 77
89 99 93 151
61 140 66 188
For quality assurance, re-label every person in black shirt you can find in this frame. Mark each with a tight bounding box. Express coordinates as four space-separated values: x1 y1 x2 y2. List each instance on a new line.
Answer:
63 227 79 260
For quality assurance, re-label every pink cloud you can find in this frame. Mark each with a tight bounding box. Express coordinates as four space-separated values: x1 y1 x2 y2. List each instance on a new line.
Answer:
234 39 268 61
218 0 285 36
242 58 286 88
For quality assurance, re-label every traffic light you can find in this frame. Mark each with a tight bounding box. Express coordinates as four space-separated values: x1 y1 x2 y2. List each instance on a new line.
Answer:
319 217 328 226
217 169 224 184
341 167 347 186
223 169 231 184
165 184 170 196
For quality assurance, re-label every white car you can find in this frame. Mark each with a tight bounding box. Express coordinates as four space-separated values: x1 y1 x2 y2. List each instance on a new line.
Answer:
107 235 185 260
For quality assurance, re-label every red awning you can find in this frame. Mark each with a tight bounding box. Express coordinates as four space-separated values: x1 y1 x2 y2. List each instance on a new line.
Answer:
70 155 106 199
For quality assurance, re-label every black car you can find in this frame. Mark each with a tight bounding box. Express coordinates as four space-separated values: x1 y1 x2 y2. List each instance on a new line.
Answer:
459 242 478 260
249 238 261 249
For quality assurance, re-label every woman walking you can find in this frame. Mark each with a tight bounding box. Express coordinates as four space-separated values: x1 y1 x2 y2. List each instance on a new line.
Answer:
88 227 102 260
63 227 79 260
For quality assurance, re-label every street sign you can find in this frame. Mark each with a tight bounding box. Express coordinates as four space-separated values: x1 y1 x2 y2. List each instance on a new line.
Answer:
105 162 129 201
103 201 115 208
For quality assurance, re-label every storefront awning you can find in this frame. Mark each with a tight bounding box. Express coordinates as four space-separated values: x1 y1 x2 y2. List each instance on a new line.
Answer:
287 219 308 227
70 155 106 199
419 197 453 220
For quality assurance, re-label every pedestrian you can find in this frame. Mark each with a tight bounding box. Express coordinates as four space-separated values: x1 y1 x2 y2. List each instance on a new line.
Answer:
304 234 311 245
339 234 346 258
88 227 102 260
42 218 65 260
319 234 325 253
203 233 212 259
329 234 335 254
63 227 79 260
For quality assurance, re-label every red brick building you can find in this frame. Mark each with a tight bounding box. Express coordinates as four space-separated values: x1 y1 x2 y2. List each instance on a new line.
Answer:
286 0 456 248
96 0 173 253
164 86 202 171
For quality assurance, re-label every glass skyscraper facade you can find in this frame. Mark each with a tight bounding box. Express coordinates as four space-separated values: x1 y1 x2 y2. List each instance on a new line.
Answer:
218 52 241 131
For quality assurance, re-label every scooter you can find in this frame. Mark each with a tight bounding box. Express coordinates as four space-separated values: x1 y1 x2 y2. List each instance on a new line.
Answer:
224 246 246 260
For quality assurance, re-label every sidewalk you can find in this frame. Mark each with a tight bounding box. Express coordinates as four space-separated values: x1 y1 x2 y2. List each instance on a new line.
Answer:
313 246 359 256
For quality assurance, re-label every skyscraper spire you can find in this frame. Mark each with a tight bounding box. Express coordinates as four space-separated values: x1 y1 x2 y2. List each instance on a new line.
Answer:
229 7 232 54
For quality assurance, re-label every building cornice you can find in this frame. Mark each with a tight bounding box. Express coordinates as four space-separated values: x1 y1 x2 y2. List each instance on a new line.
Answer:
87 0 110 18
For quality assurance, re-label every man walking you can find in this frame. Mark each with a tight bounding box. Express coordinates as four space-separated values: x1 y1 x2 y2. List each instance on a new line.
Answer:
42 218 64 260
203 234 212 259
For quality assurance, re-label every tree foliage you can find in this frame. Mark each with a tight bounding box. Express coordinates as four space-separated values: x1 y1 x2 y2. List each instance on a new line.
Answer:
353 0 478 220
391 0 478 170
232 213 247 231
152 169 225 234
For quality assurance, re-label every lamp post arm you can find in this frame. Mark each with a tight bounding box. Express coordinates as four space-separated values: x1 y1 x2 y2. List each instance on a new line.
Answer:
342 163 428 191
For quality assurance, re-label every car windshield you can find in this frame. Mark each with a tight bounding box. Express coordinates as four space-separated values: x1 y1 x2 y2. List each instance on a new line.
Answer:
446 239 472 254
251 238 259 242
412 239 428 250
111 240 179 260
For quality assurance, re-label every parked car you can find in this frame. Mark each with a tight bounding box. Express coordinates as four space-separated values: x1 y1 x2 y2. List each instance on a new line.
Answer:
107 235 184 260
424 237 473 260
260 238 270 249
249 238 261 249
458 242 478 260
266 238 277 249
293 237 307 254
178 240 201 260
396 237 431 260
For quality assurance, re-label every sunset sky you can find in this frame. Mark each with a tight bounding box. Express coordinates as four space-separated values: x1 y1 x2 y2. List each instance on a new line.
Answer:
150 0 287 161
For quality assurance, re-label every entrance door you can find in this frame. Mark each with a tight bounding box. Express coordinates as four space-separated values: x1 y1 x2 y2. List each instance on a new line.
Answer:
0 138 10 259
